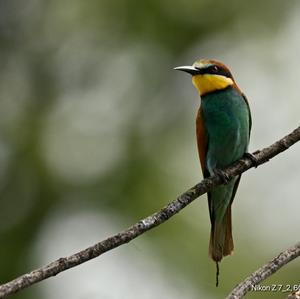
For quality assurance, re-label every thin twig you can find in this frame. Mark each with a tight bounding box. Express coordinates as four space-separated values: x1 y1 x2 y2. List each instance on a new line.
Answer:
226 242 300 299
0 126 300 298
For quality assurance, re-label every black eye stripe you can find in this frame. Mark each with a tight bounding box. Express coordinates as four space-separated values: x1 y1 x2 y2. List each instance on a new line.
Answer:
195 65 232 78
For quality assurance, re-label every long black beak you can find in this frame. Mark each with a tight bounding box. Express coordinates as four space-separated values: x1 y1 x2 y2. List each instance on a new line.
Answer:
174 65 199 75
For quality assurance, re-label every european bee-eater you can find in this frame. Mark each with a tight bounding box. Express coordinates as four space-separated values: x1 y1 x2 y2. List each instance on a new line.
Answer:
175 59 251 285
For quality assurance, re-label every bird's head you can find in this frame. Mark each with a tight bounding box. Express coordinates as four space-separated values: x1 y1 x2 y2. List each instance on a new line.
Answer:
174 59 236 96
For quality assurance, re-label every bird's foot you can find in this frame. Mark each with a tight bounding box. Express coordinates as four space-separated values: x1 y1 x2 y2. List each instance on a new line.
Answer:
243 152 259 168
213 168 230 184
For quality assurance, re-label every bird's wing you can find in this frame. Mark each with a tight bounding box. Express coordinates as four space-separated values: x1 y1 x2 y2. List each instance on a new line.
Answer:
196 106 209 177
227 93 251 207
196 107 213 223
227 92 251 208
242 93 252 136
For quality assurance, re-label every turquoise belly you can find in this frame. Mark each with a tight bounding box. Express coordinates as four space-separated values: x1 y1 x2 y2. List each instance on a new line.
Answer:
201 87 250 174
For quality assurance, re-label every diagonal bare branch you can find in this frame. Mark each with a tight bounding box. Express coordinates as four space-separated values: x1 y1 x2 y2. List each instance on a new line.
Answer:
226 242 300 299
0 126 300 298
287 290 300 299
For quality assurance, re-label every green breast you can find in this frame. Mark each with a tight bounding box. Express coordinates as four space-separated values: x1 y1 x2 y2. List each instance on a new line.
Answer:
201 86 250 174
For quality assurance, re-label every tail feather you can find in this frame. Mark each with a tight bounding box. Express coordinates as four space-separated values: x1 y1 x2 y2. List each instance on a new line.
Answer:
209 206 234 262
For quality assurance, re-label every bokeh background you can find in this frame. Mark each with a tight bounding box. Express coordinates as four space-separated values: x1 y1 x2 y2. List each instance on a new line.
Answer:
0 1 300 298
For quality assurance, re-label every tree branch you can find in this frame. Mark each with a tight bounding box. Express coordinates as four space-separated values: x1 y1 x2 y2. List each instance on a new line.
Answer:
226 242 300 299
287 290 300 299
0 126 300 298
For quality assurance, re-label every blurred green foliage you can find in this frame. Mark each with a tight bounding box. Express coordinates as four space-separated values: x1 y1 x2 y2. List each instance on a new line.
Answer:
0 1 299 298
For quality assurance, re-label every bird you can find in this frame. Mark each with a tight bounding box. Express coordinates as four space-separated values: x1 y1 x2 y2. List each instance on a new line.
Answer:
174 59 252 286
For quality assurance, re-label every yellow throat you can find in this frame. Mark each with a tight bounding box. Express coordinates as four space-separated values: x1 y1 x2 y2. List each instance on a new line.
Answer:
192 74 234 96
